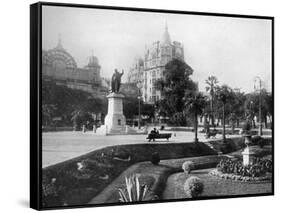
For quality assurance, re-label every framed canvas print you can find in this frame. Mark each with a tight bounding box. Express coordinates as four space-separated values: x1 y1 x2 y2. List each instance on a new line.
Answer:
30 2 274 210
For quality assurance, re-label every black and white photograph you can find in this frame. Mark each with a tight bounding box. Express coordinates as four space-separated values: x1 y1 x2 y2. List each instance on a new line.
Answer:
30 2 273 210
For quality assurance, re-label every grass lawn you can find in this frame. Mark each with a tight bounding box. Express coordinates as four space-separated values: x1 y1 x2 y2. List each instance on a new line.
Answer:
162 168 272 200
42 137 272 208
89 154 228 204
42 142 217 207
89 162 176 204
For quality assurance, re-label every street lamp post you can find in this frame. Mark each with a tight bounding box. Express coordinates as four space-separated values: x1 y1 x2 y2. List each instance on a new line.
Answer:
136 81 142 130
137 95 141 129
254 77 263 136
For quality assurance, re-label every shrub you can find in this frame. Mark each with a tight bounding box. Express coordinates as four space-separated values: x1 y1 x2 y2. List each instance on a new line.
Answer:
242 120 252 135
252 136 267 148
114 150 130 159
118 175 150 202
182 161 194 174
217 158 272 177
151 152 160 165
184 176 204 198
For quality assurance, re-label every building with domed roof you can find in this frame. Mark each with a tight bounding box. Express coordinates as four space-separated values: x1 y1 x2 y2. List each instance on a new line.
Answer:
127 23 185 104
42 38 109 96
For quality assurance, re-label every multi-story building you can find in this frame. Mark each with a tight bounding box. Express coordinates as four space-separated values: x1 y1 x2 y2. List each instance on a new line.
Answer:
127 24 185 104
42 38 109 97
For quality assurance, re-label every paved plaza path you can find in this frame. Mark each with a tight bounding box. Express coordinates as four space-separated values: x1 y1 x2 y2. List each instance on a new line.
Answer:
43 130 240 168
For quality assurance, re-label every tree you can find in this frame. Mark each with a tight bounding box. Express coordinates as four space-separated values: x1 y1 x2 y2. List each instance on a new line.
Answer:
264 92 273 128
244 89 272 129
216 85 234 141
205 76 219 126
42 79 107 128
155 59 197 126
141 104 155 121
123 97 140 120
231 90 246 128
42 104 56 126
185 92 207 142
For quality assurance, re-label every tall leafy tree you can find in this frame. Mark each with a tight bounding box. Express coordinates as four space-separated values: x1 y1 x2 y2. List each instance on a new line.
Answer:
216 85 234 141
205 76 219 126
155 59 197 126
185 92 207 142
244 89 272 129
231 89 246 127
42 79 107 128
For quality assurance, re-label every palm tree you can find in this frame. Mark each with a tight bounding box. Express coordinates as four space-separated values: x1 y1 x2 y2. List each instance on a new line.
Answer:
216 85 233 141
205 76 219 127
185 92 207 142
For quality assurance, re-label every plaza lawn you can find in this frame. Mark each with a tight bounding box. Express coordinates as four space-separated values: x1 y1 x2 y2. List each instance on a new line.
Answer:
89 155 228 204
42 137 271 208
162 168 272 200
89 162 175 204
42 141 218 208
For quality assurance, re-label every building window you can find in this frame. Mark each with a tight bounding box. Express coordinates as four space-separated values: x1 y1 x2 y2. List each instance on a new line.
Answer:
118 119 121 125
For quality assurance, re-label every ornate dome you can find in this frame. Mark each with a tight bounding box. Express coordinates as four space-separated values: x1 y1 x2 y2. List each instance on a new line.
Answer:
43 38 77 69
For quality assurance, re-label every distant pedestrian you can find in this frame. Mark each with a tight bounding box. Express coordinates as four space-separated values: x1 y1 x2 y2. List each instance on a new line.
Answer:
82 124 86 132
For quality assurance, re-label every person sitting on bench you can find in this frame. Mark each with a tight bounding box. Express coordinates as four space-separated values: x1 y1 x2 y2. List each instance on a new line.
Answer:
149 128 159 141
151 128 159 135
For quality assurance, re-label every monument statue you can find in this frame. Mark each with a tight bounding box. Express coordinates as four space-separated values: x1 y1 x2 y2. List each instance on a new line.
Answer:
111 69 124 93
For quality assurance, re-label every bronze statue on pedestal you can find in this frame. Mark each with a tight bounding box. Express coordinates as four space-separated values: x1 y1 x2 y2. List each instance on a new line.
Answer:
111 69 124 93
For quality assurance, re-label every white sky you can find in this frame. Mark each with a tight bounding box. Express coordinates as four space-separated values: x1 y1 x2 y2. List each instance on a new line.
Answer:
42 5 272 93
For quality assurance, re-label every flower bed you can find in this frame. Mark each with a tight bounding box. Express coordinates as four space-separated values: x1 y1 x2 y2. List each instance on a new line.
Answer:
209 169 272 182
209 157 272 182
216 158 272 177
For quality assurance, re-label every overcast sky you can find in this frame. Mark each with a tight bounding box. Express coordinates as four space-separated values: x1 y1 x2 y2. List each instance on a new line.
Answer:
42 5 272 93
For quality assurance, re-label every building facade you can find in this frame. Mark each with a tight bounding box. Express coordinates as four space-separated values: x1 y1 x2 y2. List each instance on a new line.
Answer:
42 38 109 97
127 24 185 104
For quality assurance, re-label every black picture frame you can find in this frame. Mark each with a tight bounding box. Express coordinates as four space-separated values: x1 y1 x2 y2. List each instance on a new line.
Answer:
30 1 274 210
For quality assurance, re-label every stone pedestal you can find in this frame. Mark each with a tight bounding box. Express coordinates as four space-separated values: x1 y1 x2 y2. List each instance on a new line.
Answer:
242 146 256 166
96 93 126 135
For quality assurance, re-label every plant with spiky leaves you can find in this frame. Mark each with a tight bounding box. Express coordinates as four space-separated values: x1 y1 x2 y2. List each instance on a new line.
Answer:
118 175 150 202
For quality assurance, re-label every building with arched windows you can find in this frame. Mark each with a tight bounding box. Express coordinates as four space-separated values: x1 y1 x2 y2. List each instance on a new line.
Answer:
42 38 110 96
127 23 185 104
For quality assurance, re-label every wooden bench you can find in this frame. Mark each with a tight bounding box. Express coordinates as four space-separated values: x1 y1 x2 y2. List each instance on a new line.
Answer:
146 133 172 142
